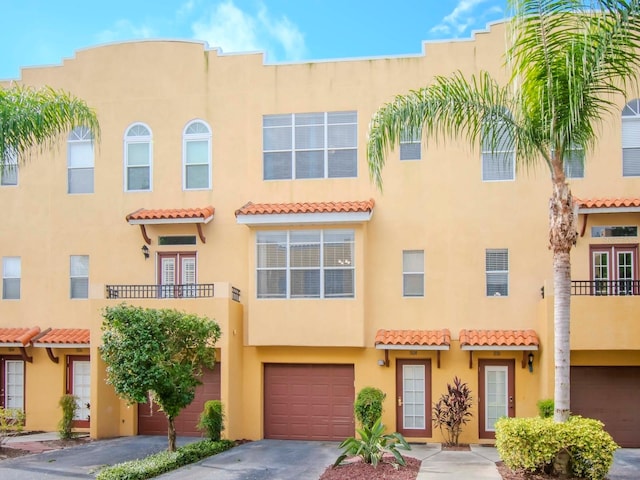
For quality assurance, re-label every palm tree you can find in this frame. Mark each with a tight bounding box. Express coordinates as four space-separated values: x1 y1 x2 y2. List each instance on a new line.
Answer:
367 0 640 422
0 84 99 167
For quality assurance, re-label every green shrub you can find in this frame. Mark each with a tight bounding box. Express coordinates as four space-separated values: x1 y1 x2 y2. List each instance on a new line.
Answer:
334 417 410 469
197 400 225 441
354 387 386 429
95 439 234 480
0 407 25 447
432 376 473 446
58 394 79 440
537 399 554 418
496 416 618 480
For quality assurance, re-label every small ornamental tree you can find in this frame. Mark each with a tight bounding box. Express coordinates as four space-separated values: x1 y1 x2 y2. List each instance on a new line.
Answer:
101 305 221 451
354 387 386 429
432 376 473 446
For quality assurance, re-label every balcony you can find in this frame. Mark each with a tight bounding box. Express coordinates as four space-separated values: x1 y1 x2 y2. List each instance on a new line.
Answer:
106 284 241 302
571 280 639 296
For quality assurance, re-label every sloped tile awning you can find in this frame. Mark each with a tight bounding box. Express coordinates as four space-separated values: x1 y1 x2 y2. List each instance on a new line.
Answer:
459 329 539 368
0 327 41 362
374 329 451 368
235 199 374 226
126 206 215 244
32 328 90 364
575 197 640 237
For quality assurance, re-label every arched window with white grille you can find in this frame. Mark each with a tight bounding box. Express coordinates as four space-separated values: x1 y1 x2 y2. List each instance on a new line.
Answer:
124 123 152 191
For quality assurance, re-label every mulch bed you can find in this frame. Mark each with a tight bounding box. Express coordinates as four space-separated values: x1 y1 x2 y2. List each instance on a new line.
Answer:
319 456 421 480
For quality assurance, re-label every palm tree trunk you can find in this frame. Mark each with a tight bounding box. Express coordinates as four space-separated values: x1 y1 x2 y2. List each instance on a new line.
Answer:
167 415 177 452
549 178 576 423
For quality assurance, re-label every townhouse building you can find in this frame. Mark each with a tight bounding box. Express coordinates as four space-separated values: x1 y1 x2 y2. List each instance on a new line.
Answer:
0 20 638 447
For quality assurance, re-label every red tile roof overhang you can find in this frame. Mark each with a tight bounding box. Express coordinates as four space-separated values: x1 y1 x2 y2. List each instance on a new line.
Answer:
0 327 41 346
126 206 214 244
575 197 640 214
459 329 539 351
33 328 90 348
374 329 451 350
235 199 374 226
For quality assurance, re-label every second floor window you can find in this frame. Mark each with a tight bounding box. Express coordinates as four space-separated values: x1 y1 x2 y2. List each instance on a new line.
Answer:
622 99 640 176
403 250 424 296
1 149 18 186
486 249 509 297
183 120 212 190
256 229 354 299
70 255 89 299
67 127 94 194
563 145 584 179
400 129 421 161
2 256 21 300
263 111 357 180
482 111 515 182
124 123 152 191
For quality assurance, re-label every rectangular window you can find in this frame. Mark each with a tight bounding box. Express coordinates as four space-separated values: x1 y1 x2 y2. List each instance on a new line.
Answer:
1 151 18 186
591 226 638 238
403 250 424 297
256 229 354 298
2 257 21 300
263 111 357 180
158 236 197 245
70 255 89 299
563 147 584 178
482 121 515 181
400 129 421 161
486 249 508 296
622 115 640 176
68 127 95 194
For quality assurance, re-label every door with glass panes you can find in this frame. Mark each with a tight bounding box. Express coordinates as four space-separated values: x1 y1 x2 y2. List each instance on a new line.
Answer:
479 359 515 439
1 357 24 411
591 245 637 295
158 253 196 298
395 359 431 437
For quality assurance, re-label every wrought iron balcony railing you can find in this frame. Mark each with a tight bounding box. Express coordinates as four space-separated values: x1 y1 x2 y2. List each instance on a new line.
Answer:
106 284 215 299
571 280 640 296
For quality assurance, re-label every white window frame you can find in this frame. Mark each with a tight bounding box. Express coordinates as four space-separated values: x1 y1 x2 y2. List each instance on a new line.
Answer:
1 149 18 186
67 126 95 194
182 120 212 190
262 111 358 180
482 113 515 182
486 249 509 297
256 229 355 299
70 255 89 299
2 256 21 300
622 99 640 177
124 123 152 191
403 250 424 297
400 129 422 161
563 145 584 179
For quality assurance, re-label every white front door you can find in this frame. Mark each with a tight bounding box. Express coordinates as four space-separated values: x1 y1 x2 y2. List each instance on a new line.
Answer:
396 359 431 437
69 357 90 426
4 359 24 410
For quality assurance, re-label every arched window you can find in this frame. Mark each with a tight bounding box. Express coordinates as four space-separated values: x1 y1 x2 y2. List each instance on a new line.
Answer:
183 120 211 190
124 123 152 191
622 99 640 176
67 127 94 194
481 110 515 182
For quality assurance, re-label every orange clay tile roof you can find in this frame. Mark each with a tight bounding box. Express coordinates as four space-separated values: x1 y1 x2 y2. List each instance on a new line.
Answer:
575 198 640 209
33 328 90 345
459 329 539 349
126 206 215 222
375 329 451 348
0 327 41 346
235 199 375 216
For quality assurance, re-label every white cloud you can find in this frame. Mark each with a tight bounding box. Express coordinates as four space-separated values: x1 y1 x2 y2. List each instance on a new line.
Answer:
95 19 156 44
191 0 306 61
430 0 503 38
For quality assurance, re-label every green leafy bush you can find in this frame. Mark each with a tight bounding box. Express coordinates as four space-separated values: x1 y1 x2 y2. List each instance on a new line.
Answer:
95 439 234 480
334 417 410 469
197 400 225 441
536 399 554 418
0 407 25 446
432 376 473 446
496 416 618 480
354 386 386 429
58 394 79 439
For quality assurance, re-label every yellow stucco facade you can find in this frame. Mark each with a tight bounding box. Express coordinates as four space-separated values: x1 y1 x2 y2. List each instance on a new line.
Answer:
1 20 639 446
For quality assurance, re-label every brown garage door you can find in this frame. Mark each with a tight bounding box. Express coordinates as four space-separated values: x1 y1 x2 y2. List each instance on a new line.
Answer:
138 363 221 436
571 366 640 447
264 363 355 441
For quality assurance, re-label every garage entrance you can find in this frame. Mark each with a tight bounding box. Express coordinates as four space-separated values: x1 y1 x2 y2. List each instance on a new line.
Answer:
264 363 354 441
571 366 640 447
138 363 221 436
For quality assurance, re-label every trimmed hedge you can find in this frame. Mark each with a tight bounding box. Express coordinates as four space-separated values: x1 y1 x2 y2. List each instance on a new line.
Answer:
95 439 234 480
496 416 618 480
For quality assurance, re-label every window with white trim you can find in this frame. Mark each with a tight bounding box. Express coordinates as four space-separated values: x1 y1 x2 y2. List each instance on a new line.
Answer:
183 120 211 190
70 255 89 299
622 99 640 176
482 112 515 181
67 127 94 194
486 249 509 296
256 229 354 298
124 123 152 191
563 145 584 178
400 129 421 161
2 257 21 300
263 111 357 180
1 149 18 186
403 250 424 297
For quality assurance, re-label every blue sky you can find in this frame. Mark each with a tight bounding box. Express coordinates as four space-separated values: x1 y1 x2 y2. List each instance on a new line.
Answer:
0 0 507 80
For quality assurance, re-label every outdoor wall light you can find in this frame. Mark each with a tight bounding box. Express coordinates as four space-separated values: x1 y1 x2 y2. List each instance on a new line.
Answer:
377 359 386 366
528 352 534 372
141 244 150 260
